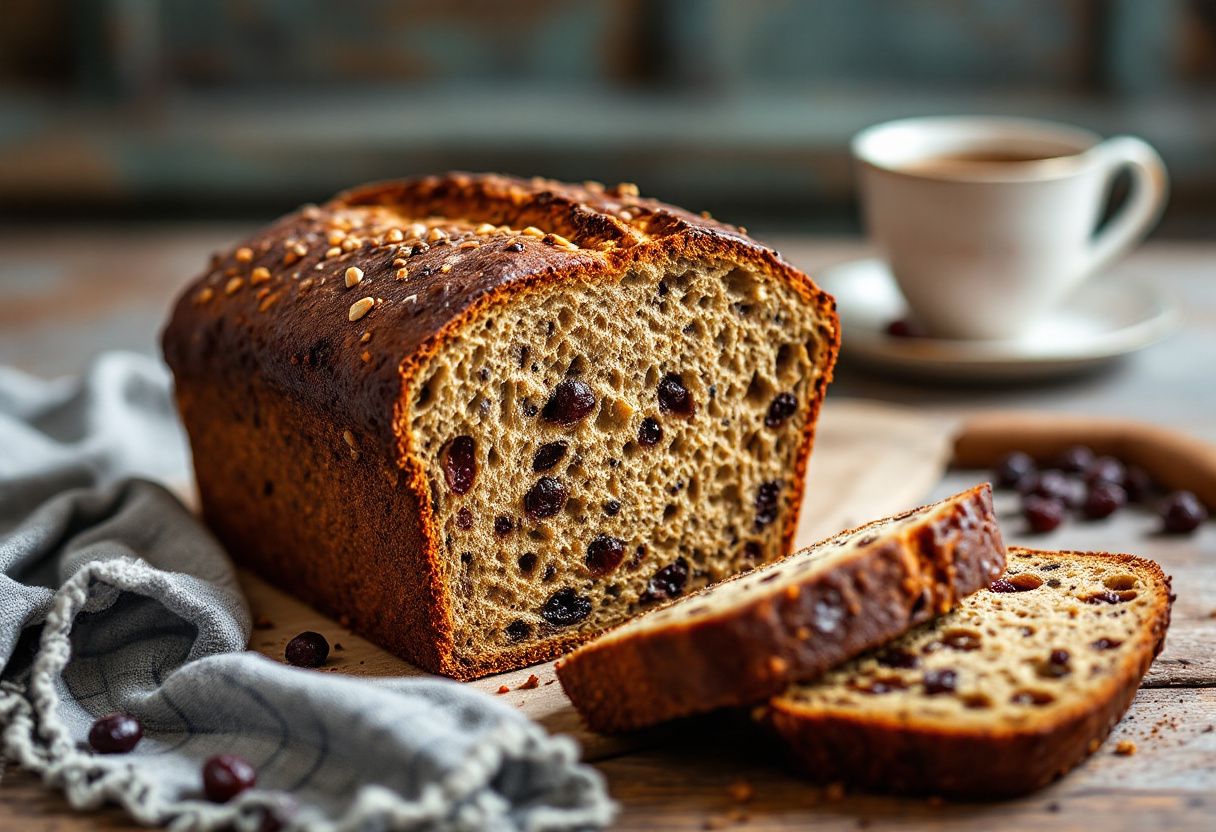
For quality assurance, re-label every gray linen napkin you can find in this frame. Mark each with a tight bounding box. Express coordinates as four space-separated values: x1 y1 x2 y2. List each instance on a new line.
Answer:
0 353 614 832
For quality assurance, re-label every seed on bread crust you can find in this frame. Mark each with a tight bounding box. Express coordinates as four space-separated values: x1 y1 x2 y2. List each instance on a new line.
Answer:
348 297 375 321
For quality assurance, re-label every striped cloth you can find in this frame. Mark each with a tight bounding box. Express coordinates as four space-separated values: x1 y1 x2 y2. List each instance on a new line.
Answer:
0 353 614 831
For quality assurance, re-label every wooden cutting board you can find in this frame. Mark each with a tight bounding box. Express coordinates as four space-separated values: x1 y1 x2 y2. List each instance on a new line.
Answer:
239 399 961 761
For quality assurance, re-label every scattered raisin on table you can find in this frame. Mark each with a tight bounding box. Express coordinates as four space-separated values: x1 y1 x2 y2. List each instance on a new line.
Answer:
88 713 143 754
285 631 329 667
1022 495 1064 533
203 754 258 803
885 319 921 338
1054 444 1095 474
1124 466 1156 502
1161 490 1207 534
1085 456 1127 488
993 451 1035 489
256 795 297 832
1024 470 1077 506
1083 481 1127 519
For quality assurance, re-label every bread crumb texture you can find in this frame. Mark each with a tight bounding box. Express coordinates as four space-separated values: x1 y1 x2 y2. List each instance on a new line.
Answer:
413 257 826 668
776 549 1169 727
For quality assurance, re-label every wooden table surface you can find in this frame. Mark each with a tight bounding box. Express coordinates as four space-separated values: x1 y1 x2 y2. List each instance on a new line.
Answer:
1 229 1213 830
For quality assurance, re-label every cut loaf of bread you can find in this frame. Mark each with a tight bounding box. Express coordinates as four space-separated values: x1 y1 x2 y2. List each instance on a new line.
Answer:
557 484 1004 732
766 547 1173 798
162 173 840 679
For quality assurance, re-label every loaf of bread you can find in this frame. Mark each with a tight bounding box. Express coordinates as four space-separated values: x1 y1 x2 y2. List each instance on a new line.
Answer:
162 173 840 679
765 547 1172 797
557 484 1004 732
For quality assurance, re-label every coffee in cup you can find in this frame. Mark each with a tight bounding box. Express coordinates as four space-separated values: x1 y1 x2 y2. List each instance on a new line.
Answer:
852 116 1168 340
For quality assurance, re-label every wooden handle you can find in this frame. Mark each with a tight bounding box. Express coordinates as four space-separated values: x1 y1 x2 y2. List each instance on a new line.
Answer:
955 411 1216 507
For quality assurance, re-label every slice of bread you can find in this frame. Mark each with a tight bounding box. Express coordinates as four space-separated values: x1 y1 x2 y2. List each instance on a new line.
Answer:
557 484 1005 732
765 547 1173 798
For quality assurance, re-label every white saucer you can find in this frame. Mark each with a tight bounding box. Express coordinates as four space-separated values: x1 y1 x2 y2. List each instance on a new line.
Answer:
817 258 1180 383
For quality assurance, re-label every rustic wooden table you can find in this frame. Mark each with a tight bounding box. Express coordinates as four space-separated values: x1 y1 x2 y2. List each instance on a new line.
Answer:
1 230 1213 830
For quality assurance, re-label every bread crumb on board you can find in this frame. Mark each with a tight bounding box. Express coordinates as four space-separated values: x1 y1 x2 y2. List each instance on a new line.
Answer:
517 674 540 690
1115 740 1138 756
496 685 510 695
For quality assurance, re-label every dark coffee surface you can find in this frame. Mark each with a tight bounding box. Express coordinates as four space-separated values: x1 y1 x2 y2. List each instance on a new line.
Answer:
901 149 1064 175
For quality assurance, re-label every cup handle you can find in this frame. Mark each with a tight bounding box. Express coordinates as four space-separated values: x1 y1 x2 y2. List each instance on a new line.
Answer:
1083 135 1168 279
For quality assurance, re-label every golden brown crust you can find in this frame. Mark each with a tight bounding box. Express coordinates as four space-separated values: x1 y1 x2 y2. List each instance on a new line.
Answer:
764 548 1173 798
162 172 840 679
556 485 1004 733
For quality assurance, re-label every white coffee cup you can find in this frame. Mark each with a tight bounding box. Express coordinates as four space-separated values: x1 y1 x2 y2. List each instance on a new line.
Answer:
852 116 1168 340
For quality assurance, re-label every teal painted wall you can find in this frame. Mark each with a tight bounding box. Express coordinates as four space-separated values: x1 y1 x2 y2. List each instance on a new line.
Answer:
1 0 1213 234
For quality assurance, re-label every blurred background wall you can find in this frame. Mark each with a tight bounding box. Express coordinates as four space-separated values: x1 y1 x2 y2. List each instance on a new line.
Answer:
2 0 1215 235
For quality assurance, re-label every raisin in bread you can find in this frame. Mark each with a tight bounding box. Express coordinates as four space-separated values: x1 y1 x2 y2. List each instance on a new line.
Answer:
162 173 840 680
765 547 1172 798
556 484 1004 732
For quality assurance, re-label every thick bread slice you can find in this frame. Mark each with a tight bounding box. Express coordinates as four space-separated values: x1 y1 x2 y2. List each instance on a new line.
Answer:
765 547 1173 798
557 484 1004 733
